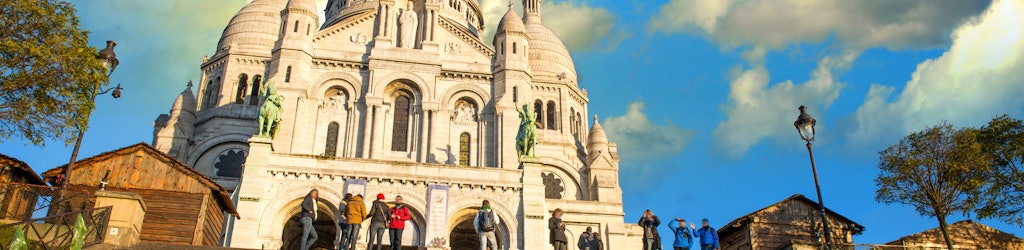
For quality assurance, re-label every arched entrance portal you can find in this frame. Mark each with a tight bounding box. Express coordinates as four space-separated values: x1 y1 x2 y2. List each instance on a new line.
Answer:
280 200 337 250
449 208 504 250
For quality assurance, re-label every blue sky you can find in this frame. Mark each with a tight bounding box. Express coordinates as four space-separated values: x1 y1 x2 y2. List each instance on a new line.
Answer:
3 0 1024 245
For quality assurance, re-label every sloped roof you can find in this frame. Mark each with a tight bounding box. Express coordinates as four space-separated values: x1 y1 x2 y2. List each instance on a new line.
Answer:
0 153 46 185
886 220 1024 248
41 143 237 217
719 194 865 237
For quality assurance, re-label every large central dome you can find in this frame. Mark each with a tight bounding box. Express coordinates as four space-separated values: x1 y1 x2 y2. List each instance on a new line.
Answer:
217 0 288 55
524 15 578 87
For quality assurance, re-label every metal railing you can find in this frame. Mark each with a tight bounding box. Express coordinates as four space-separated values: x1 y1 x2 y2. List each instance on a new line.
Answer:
0 206 110 250
0 182 94 222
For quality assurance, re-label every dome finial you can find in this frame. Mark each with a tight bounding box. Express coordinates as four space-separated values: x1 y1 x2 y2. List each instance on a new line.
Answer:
593 114 598 122
508 0 514 9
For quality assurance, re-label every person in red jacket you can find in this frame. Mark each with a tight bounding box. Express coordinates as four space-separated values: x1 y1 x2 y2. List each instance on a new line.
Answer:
388 195 411 250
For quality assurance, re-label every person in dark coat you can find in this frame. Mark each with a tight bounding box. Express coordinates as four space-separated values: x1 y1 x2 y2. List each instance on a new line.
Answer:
300 189 319 250
549 208 568 250
639 209 662 250
366 193 391 250
578 226 602 250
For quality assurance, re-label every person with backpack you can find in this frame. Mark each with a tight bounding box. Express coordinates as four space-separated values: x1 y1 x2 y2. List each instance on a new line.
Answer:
335 193 352 250
577 226 600 250
638 210 662 250
388 195 411 250
690 218 719 250
549 208 567 250
343 194 366 250
668 218 694 250
366 193 391 250
474 200 501 250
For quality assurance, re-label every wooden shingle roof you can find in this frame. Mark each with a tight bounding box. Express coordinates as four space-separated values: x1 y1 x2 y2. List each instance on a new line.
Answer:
41 143 238 216
0 153 46 185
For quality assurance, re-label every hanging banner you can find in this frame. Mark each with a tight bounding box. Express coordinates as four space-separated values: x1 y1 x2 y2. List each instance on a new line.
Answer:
424 184 450 248
343 179 367 198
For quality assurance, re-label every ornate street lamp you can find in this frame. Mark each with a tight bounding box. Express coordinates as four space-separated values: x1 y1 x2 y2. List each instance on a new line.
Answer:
794 105 832 245
60 40 122 195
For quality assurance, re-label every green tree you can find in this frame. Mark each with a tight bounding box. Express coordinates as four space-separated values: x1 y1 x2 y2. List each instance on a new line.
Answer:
875 123 989 250
977 115 1024 226
0 0 108 146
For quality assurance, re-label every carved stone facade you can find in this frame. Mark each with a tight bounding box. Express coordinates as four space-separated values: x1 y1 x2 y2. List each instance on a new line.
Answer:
151 0 641 249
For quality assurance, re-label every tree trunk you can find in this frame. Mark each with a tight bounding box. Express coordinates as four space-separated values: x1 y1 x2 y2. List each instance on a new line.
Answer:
937 215 955 250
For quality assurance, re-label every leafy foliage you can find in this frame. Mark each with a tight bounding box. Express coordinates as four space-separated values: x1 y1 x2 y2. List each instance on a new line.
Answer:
976 115 1024 226
875 123 990 250
0 0 108 146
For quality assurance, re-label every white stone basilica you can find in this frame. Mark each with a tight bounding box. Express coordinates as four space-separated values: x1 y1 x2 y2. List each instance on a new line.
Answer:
151 0 642 249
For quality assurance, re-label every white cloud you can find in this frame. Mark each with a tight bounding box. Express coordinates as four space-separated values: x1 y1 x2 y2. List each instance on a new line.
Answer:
712 51 857 158
647 0 991 50
845 0 1024 149
480 0 624 51
602 100 695 187
603 100 695 161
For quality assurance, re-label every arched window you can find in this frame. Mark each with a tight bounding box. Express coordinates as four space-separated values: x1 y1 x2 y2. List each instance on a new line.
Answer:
570 107 576 136
576 112 582 135
459 133 470 166
325 122 339 157
512 86 518 103
203 80 214 110
206 77 222 109
546 101 557 130
533 100 544 129
285 66 292 83
391 95 411 151
293 20 299 32
249 75 262 105
235 74 249 104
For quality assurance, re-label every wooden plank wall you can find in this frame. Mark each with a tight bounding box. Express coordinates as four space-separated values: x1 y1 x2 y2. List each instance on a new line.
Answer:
748 200 853 250
201 194 226 246
136 189 204 244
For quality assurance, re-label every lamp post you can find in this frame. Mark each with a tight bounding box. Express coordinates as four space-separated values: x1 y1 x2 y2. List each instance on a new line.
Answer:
59 40 121 195
794 105 832 245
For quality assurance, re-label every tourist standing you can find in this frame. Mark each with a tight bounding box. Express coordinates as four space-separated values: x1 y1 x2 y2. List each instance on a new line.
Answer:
367 193 391 250
474 200 500 250
577 227 597 250
668 218 693 250
335 193 352 250
389 195 411 250
691 219 719 250
300 189 320 250
591 232 603 250
638 210 662 250
549 209 568 250
343 194 366 250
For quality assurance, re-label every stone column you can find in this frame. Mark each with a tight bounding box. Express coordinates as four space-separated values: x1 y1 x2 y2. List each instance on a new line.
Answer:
94 190 147 247
520 158 549 249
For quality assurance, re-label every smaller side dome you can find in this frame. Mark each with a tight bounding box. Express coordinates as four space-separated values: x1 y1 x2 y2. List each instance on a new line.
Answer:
587 115 609 156
173 83 198 112
286 0 317 12
495 2 525 35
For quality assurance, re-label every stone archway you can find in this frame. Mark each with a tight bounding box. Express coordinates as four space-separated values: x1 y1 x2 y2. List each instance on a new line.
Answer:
280 200 338 250
449 208 505 250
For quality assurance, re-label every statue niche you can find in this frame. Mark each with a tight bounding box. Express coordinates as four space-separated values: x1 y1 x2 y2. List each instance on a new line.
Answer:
398 2 418 48
258 81 284 139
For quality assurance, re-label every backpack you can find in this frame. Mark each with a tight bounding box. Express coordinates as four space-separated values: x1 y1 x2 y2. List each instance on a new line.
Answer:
478 211 495 232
